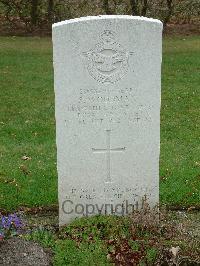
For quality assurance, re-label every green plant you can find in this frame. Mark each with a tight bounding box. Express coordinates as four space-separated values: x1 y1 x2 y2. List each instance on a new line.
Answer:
24 228 55 248
128 240 140 251
0 213 24 240
146 247 158 263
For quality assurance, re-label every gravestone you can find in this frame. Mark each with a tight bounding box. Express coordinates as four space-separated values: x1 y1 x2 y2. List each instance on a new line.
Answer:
52 15 163 226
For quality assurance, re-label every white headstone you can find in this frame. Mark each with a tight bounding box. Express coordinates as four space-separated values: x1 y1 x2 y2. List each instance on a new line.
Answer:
52 15 163 226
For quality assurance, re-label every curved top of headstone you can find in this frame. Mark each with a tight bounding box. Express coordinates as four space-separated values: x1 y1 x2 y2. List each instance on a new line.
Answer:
52 15 162 28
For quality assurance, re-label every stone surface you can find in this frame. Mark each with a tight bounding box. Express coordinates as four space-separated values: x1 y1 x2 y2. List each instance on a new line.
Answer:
52 15 163 226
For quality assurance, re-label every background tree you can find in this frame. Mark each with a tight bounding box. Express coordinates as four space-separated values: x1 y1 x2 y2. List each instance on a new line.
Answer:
103 0 112 14
30 0 39 26
129 0 149 16
130 0 139 15
0 0 199 35
47 0 54 23
163 0 174 27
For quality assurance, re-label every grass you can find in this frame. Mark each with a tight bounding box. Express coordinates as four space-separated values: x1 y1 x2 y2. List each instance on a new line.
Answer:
0 35 200 211
160 36 200 207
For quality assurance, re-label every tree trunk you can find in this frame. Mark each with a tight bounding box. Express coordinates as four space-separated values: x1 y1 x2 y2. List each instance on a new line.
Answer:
141 0 148 16
30 0 39 26
103 0 112 15
47 0 54 23
130 0 139 16
163 0 173 28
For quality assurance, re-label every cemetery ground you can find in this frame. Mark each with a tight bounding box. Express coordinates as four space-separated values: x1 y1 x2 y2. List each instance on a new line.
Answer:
0 35 200 265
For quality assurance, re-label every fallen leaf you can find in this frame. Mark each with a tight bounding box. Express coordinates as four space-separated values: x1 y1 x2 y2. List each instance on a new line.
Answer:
107 254 111 260
170 246 180 257
187 206 196 212
21 155 31 161
19 164 30 175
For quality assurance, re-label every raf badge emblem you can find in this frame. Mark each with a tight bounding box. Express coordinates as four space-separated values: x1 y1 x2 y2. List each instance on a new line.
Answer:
83 30 129 84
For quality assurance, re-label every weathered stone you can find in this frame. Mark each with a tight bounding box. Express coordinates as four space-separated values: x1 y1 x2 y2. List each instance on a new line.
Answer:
52 15 163 225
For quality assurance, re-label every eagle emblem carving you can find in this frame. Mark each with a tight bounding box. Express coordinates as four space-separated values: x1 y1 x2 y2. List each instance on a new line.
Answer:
83 30 129 84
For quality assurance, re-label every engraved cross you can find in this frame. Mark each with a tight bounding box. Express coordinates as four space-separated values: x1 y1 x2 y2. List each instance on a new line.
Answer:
92 130 125 183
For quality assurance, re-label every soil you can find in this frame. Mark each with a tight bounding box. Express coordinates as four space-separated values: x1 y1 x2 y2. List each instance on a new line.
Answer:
164 23 200 36
0 238 52 266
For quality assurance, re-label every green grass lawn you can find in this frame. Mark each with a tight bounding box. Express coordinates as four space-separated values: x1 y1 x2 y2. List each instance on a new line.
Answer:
0 36 199 211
